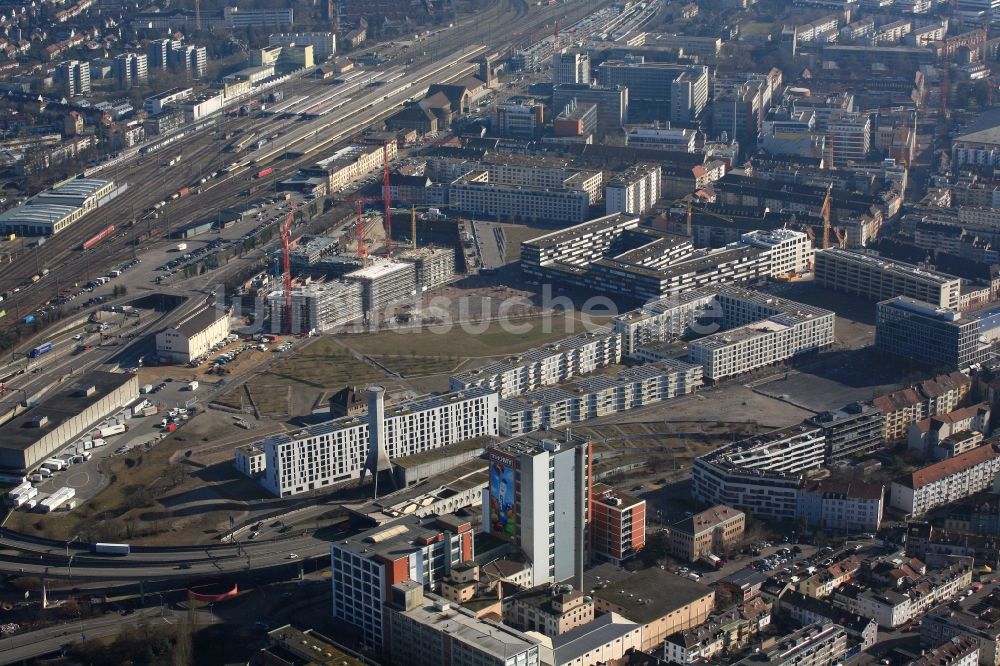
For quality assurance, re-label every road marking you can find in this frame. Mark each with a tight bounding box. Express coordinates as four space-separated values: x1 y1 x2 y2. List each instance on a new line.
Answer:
62 471 90 489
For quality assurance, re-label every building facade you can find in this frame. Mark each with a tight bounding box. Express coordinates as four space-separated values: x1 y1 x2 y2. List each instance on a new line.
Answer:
814 249 961 310
155 307 230 364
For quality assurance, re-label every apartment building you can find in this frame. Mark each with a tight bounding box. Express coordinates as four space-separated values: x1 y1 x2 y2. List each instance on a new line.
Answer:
912 636 979 666
907 403 991 458
890 444 1000 516
796 480 885 532
807 402 885 461
591 484 646 564
692 425 826 519
60 60 90 97
687 301 835 380
521 214 773 303
741 228 815 277
330 514 474 649
486 433 591 587
449 166 602 225
814 248 962 310
155 307 230 364
449 328 623 399
235 387 498 496
734 624 847 666
953 120 1000 169
605 164 661 215
666 504 746 563
874 372 972 442
922 600 1000 666
875 19 913 43
504 585 595 637
113 53 147 88
497 359 703 436
876 297 991 371
386 586 541 666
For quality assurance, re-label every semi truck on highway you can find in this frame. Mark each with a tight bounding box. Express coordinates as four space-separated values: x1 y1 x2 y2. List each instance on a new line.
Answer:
91 542 130 555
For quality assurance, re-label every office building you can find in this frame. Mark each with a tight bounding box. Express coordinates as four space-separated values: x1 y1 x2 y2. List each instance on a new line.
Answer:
552 83 628 134
485 432 591 587
60 60 90 97
143 87 192 114
666 504 746 563
807 402 885 461
591 484 646 564
497 359 702 437
605 164 661 215
236 386 498 496
113 53 147 88
155 307 230 364
449 168 600 225
626 125 698 153
267 280 363 334
494 98 545 139
876 297 991 371
597 62 708 123
891 444 1000 516
387 585 540 666
268 32 336 60
331 514 474 649
223 6 293 28
827 111 872 166
450 328 622 399
814 249 962 310
734 623 847 666
692 425 826 519
553 49 590 86
553 100 598 139
0 372 138 473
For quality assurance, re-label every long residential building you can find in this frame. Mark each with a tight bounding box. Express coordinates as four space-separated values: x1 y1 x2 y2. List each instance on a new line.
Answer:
890 443 1000 516
814 248 962 310
497 359 703 436
235 386 498 496
521 213 791 303
449 328 622 399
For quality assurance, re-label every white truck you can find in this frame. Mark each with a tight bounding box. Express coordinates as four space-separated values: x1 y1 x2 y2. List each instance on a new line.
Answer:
132 399 150 416
42 458 67 471
94 424 127 438
187 380 199 391
176 243 188 252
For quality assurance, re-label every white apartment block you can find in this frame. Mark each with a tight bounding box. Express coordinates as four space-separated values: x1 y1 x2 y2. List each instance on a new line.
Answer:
449 328 622 398
155 307 230 364
740 229 814 277
692 425 826 519
606 164 662 215
235 387 498 496
814 248 961 310
499 359 703 436
890 444 1000 516
874 19 912 44
449 166 602 225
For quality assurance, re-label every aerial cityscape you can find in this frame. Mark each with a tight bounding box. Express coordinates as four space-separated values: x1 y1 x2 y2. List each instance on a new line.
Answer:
1 0 1000 663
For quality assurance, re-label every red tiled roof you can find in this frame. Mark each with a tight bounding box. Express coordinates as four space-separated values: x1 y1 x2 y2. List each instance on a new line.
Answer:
900 444 1000 489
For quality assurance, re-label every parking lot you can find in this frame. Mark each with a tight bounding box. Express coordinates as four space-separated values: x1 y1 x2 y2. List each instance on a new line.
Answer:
24 379 209 506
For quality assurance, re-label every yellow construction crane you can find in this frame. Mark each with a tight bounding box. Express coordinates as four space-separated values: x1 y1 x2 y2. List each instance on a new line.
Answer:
685 200 736 237
406 204 453 250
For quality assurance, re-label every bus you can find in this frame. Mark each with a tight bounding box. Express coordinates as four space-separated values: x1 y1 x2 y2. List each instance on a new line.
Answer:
29 342 53 358
91 542 131 555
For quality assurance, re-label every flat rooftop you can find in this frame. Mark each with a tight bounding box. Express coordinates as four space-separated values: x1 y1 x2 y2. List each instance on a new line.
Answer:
345 259 413 281
400 593 537 659
523 213 639 250
585 564 713 624
819 249 959 285
0 371 135 454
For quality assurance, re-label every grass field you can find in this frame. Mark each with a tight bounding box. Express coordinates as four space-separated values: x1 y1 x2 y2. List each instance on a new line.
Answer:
341 314 594 358
371 355 461 377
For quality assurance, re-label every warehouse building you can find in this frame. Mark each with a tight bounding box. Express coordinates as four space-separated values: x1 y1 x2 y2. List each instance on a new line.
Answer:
235 386 498 496
0 371 138 472
814 248 961 310
267 280 363 334
155 306 231 364
0 177 122 236
498 359 703 436
875 297 993 371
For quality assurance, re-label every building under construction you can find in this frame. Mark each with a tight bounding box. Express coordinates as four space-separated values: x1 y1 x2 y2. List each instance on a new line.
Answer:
396 247 456 291
344 259 417 319
267 280 364 334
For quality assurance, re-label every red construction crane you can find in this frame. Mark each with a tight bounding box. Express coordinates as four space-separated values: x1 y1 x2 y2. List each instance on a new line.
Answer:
382 144 393 257
280 201 297 334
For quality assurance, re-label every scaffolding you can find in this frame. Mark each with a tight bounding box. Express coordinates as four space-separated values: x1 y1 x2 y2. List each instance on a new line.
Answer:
396 247 457 291
268 280 364 334
344 259 417 318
